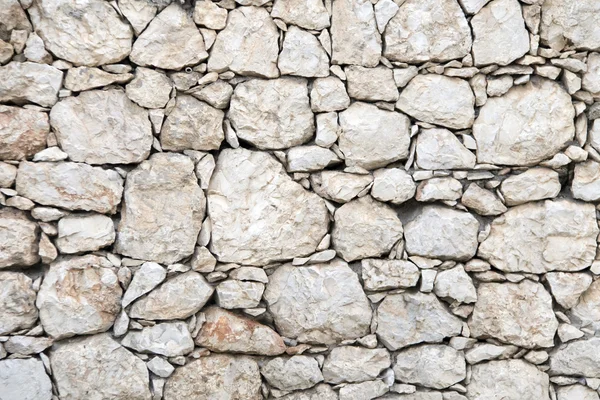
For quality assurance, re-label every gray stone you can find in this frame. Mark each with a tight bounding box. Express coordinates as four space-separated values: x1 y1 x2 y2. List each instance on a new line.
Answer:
323 346 391 384
361 259 420 291
393 344 466 389
467 360 549 400
122 322 194 357
55 213 115 254
0 358 52 400
0 62 63 107
0 272 38 335
122 262 166 307
125 67 171 109
0 208 39 268
416 128 476 170
261 355 324 390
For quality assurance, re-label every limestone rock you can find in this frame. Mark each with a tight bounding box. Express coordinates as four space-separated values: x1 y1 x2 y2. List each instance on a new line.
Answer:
546 272 592 309
0 272 38 334
323 346 391 384
310 171 373 203
459 0 492 14
393 344 466 389
310 76 351 112
467 360 549 400
16 161 124 213
64 67 133 92
193 0 228 30
0 208 39 268
208 148 328 265
0 358 52 400
550 337 600 377
115 153 205 264
332 196 403 262
338 380 389 400
279 26 329 78
264 260 372 344
0 162 17 187
216 280 264 309
583 52 600 95
371 168 416 204
339 102 411 170
208 6 279 78
573 160 600 202
461 184 507 216
331 0 381 67
499 168 561 206
228 78 313 150
37 255 122 339
4 336 51 355
287 145 341 173
416 177 463 202
279 384 338 400
0 0 31 41
416 128 476 170
130 3 208 70
160 95 224 151
376 292 463 350
29 0 132 66
383 0 471 63
361 259 420 291
540 0 600 51
473 78 574 166
569 279 600 332
51 89 152 165
557 385 600 400
129 271 214 320
478 200 598 273
404 206 479 261
118 0 157 35
122 322 194 357
51 334 151 400
164 355 261 400
469 281 558 348
125 67 172 109
0 61 63 107
471 0 529 66
346 66 398 102
121 262 166 307
434 265 477 304
261 355 324 390
271 0 330 31
396 75 475 129
55 213 115 254
0 105 49 161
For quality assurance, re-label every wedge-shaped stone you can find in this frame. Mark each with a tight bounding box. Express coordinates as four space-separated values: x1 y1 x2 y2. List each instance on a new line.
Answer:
130 3 207 70
467 360 549 400
115 153 204 264
208 148 328 265
478 200 598 273
0 106 48 161
540 0 600 51
264 260 372 344
196 307 286 356
473 78 574 166
122 322 194 357
469 281 558 348
550 337 600 377
228 78 314 150
0 359 52 400
384 0 471 63
122 262 166 307
125 67 171 109
261 355 324 391
279 26 329 78
310 171 373 203
271 0 330 30
16 161 123 214
0 208 39 269
546 272 592 310
393 345 466 389
64 67 133 92
323 346 391 384
51 89 152 165
569 279 600 333
117 0 157 36
37 255 122 339
416 128 476 170
0 272 38 334
0 62 62 107
51 334 151 400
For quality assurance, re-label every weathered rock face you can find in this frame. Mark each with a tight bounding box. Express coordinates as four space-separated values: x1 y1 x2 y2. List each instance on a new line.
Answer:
279 26 329 78
0 62 63 106
569 278 600 332
0 272 38 334
0 0 31 41
164 355 262 400
323 346 391 384
0 208 39 268
121 322 194 357
361 259 420 291
469 281 558 348
55 213 115 254
540 0 600 51
310 171 373 203
478 200 598 273
208 148 328 266
264 260 372 344
51 89 152 164
500 168 561 205
416 128 476 170
50 334 151 400
474 78 575 166
550 337 600 377
271 0 330 31
64 67 133 92
393 344 466 389
261 355 324 391
29 0 133 66
115 153 204 264
0 358 52 400
0 105 48 161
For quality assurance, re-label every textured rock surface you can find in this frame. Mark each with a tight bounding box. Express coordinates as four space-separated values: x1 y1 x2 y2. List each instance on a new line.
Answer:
0 272 38 334
393 344 466 389
0 358 52 400
0 208 39 268
550 337 600 377
540 0 600 51
0 105 49 160
55 213 115 253
467 360 549 400
323 346 391 384
0 62 63 106
261 355 324 390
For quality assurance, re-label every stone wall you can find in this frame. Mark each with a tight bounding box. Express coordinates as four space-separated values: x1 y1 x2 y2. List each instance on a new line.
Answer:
1 0 600 399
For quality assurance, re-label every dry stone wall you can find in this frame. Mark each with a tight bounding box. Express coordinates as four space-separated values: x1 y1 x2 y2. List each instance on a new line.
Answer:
1 0 600 399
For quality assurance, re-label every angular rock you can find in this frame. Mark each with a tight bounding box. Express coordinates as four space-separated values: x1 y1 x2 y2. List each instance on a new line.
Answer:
546 272 592 309
393 345 466 389
397 75 475 129
467 360 549 400
404 206 479 261
115 153 205 264
130 3 207 70
384 0 471 63
208 6 279 78
434 265 477 304
569 279 600 332
550 337 600 377
461 183 507 216
573 160 600 202
208 148 328 265
264 260 372 344
323 346 391 384
474 78 574 166
0 161 17 187
193 81 233 109
4 336 53 355
459 0 492 14
216 280 264 309
122 322 194 357
64 67 133 92
376 292 463 350
122 262 166 307
557 385 600 400
416 128 476 170
0 358 52 400
500 168 561 206
478 200 598 273
331 0 381 67
0 0 31 41
164 355 261 400
371 168 416 204
310 171 373 203
0 61 63 107
471 0 529 66
416 177 462 202
0 208 39 268
339 102 410 170
0 106 49 161
125 67 172 109
279 26 329 78
469 281 558 348
361 259 420 291
287 146 341 172
37 255 122 339
118 0 157 35
29 0 132 66
0 272 38 335
55 213 115 254
193 0 228 30
271 0 330 31
261 355 324 391
51 334 151 400
583 53 600 96
338 379 389 400
279 384 338 400
160 95 224 151
129 271 214 320
332 196 403 262
346 66 398 102
310 76 351 112
228 78 313 150
540 0 600 51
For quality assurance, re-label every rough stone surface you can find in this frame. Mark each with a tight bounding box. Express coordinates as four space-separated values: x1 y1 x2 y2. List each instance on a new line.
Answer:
361 259 420 291
371 168 416 204
540 0 600 51
500 168 561 205
0 61 63 106
393 344 466 389
0 272 38 334
0 105 49 161
550 337 600 377
125 67 171 109
121 322 194 357
416 128 476 170
55 213 115 254
279 26 329 78
261 355 324 390
271 0 330 30
0 208 39 268
569 278 600 332
323 346 391 384
0 358 52 400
